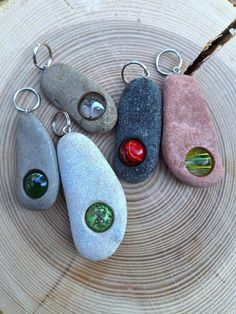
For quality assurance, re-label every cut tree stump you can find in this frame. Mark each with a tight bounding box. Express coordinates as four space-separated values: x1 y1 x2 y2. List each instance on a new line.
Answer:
0 0 236 313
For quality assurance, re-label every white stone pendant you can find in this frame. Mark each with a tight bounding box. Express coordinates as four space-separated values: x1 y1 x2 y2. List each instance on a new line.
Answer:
52 112 127 261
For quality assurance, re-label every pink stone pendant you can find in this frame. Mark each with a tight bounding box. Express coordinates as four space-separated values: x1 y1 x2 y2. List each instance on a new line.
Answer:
156 49 224 187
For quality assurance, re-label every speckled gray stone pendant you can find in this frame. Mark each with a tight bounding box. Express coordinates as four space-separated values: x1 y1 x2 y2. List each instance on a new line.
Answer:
14 88 59 211
114 61 162 183
52 111 127 261
33 43 117 134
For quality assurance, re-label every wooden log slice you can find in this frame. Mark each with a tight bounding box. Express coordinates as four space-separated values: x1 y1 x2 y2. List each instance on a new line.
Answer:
0 1 236 313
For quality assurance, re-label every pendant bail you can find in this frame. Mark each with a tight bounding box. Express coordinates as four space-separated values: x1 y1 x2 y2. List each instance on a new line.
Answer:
14 87 41 113
121 60 150 84
156 48 183 76
33 43 53 71
51 111 72 137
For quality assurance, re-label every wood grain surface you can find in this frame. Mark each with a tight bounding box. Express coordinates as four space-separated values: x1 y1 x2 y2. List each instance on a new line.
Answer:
0 0 236 313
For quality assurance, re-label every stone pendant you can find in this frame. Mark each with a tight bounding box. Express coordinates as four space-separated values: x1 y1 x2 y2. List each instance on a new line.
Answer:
40 64 117 134
57 132 127 261
16 114 59 210
162 74 224 187
114 77 162 183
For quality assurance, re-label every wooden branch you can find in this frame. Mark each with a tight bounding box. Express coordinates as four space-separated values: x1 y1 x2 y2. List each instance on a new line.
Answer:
186 18 236 74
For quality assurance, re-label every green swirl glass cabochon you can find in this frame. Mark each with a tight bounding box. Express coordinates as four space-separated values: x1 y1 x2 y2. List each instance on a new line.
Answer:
185 147 214 177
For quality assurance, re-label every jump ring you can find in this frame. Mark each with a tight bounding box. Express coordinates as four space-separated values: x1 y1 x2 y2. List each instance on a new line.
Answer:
121 60 150 84
14 87 41 113
33 43 53 71
51 111 72 137
156 49 183 76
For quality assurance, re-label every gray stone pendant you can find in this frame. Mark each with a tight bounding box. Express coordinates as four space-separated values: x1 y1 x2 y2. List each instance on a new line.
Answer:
33 44 117 134
114 61 162 183
52 112 127 261
14 88 59 211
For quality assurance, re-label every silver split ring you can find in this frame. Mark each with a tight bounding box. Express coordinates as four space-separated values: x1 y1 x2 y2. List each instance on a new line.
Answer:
33 43 53 71
156 49 183 76
51 111 72 137
14 87 41 113
121 60 150 84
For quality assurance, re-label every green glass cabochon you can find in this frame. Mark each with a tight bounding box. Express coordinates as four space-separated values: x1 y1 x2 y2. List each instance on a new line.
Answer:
185 147 214 177
24 170 48 199
85 202 114 233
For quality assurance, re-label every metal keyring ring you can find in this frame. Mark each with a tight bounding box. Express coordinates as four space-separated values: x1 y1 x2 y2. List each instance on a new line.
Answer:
121 60 150 84
156 49 183 76
33 43 53 71
14 87 41 113
51 111 72 137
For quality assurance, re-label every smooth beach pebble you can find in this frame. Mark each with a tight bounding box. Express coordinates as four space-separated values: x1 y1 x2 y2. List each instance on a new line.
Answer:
40 63 117 133
114 77 162 183
16 113 59 210
57 132 127 261
162 74 224 187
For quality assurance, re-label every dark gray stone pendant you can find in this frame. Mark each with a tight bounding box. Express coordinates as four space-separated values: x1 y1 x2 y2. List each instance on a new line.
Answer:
16 113 59 210
114 77 162 183
40 63 117 134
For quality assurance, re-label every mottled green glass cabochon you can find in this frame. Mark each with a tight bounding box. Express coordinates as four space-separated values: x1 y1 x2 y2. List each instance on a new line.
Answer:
85 202 114 233
185 148 214 177
24 170 48 199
